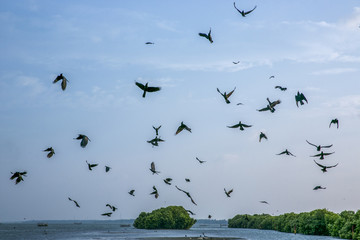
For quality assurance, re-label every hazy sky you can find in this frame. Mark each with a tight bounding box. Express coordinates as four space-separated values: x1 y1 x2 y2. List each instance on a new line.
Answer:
1 0 360 222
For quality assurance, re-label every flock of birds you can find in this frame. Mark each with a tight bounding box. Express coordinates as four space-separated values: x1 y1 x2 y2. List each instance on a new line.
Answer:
9 2 344 220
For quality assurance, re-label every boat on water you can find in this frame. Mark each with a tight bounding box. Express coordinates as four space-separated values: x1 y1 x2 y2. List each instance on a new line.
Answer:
37 223 48 227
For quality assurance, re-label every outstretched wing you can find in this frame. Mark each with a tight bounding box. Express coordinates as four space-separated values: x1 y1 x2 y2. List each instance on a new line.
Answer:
135 81 145 90
327 163 339 169
314 160 325 168
242 124 252 128
306 140 317 148
199 33 208 39
301 93 308 103
227 123 240 128
270 99 281 108
321 144 333 148
233 2 243 14
147 86 161 92
226 87 236 98
244 5 257 15
257 106 270 112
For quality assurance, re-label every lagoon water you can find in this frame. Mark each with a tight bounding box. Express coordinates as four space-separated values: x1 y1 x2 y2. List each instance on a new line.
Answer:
0 220 338 240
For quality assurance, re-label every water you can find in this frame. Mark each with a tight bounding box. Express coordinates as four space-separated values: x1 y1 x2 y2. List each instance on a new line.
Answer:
0 220 339 240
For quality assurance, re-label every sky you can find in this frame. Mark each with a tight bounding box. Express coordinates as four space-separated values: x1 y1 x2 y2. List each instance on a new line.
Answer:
1 0 360 222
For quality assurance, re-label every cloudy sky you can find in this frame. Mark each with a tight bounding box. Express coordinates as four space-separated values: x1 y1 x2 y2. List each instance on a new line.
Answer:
1 0 360 222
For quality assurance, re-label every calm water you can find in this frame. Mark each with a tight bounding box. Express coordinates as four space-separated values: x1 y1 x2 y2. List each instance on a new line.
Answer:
0 220 339 240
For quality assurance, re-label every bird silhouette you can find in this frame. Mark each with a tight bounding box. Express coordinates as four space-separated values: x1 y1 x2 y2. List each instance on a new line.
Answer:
314 160 338 173
208 215 212 219
163 178 173 185
105 166 111 172
135 81 161 98
198 28 213 43
196 157 206 164
10 171 27 184
277 149 296 157
306 140 333 151
257 98 281 113
175 186 197 205
147 136 165 147
86 160 98 171
217 87 236 104
74 134 90 148
68 197 80 208
329 119 339 129
224 188 233 197
102 212 112 217
227 121 252 130
295 91 308 107
128 189 135 196
233 2 257 17
275 86 287 91
185 178 191 182
152 125 161 135
150 186 159 199
106 204 117 212
175 121 192 135
260 201 269 205
145 42 154 45
311 151 335 160
313 186 326 190
53 73 68 91
43 147 55 158
150 162 160 175
259 132 268 142
269 75 275 79
186 210 195 215
233 61 240 64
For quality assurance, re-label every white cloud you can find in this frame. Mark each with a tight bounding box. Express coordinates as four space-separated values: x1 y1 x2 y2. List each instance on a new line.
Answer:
17 76 45 96
311 68 358 75
324 95 360 117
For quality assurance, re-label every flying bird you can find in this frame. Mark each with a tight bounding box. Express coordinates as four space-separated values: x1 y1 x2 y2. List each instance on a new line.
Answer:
86 160 98 171
145 42 154 44
311 151 335 160
128 190 135 196
329 119 339 129
105 166 111 172
185 178 191 182
196 157 206 164
150 186 159 199
175 121 192 135
227 121 252 130
147 136 165 147
277 149 296 157
259 132 268 142
233 61 240 64
260 201 269 205
314 160 338 173
208 215 212 219
43 147 55 158
175 186 197 205
224 188 233 197
217 87 236 104
257 98 281 113
10 171 27 184
163 178 173 185
153 125 161 135
102 212 112 217
295 91 308 107
269 75 275 79
313 186 326 190
186 210 195 215
53 73 68 91
74 134 90 148
135 81 161 98
306 140 333 151
198 28 213 43
68 197 80 208
275 86 287 91
233 2 257 17
150 162 160 175
106 204 117 212
237 102 244 105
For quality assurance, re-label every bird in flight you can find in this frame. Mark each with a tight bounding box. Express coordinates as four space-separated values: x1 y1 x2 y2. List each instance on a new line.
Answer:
208 215 212 219
314 160 338 173
74 134 90 148
233 61 240 64
313 186 326 190
227 121 252 131
185 178 191 182
68 197 80 208
128 189 135 196
135 81 161 98
105 166 111 172
163 178 173 185
306 140 333 151
153 125 161 135
102 212 112 217
147 136 165 147
259 132 268 142
186 209 195 215
275 86 287 91
217 87 236 104
175 186 197 205
269 75 275 79
175 121 192 135
295 91 308 107
150 162 160 175
277 149 296 157
198 28 213 43
86 161 98 171
43 147 55 158
106 204 117 212
145 42 154 45
150 186 159 199
260 201 269 205
196 157 206 164
10 171 27 184
53 73 68 91
224 188 233 197
257 98 281 113
311 151 335 160
233 2 257 17
329 119 339 129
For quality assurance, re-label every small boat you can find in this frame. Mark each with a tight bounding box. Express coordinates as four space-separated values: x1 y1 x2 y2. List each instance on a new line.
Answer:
37 223 48 227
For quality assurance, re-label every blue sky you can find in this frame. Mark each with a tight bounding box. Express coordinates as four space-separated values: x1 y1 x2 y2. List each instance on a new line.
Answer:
1 0 360 221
